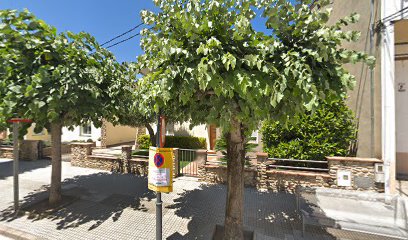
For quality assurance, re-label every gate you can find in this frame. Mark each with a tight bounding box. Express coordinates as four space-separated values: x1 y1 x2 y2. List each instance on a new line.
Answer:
177 149 207 177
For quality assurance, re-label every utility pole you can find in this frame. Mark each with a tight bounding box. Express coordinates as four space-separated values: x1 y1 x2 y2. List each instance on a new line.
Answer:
7 118 32 213
155 112 162 240
12 121 19 212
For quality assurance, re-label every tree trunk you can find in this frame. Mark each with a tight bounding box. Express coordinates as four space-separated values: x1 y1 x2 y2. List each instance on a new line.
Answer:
224 117 246 240
49 121 62 205
145 123 156 147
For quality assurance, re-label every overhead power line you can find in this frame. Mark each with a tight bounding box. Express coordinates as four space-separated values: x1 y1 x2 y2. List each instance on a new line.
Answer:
377 6 408 24
100 22 144 47
105 32 141 49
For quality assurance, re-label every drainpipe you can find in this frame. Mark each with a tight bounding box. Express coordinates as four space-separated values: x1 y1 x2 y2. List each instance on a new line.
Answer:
370 0 375 158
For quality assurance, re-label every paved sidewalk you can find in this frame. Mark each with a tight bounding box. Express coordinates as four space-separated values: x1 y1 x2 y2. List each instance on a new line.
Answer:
0 158 404 239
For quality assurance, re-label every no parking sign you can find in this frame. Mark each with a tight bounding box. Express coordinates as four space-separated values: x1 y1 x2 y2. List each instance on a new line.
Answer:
148 147 173 193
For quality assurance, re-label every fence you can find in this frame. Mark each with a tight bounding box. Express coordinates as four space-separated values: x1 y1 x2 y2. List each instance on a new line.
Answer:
266 158 329 172
177 149 207 177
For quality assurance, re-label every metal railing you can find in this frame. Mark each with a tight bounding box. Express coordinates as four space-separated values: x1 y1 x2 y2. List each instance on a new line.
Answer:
178 148 207 176
267 158 329 172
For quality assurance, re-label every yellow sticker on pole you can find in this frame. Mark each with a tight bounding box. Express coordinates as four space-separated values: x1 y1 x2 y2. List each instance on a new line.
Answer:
148 147 174 193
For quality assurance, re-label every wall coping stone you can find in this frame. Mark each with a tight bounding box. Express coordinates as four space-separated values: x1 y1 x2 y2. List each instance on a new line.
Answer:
326 156 383 163
70 142 96 146
88 155 119 160
256 152 268 157
130 158 149 163
266 169 331 178
0 146 13 150
204 164 257 172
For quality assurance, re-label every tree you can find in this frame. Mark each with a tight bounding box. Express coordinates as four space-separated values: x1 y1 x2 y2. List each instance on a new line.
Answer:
136 0 374 238
117 66 188 147
0 9 127 205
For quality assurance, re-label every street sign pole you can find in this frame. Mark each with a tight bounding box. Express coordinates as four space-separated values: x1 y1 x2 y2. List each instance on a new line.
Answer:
156 112 162 240
12 122 19 212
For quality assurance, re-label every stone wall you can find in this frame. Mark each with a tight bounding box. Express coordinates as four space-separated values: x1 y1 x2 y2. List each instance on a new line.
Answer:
128 159 148 176
19 140 40 161
1 140 52 160
256 161 332 193
41 143 71 157
0 147 13 159
327 156 383 191
71 142 96 167
197 154 384 193
71 143 150 176
199 165 258 187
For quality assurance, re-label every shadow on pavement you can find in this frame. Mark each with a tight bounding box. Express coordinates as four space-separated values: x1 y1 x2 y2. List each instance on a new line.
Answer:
0 172 155 231
0 159 51 180
166 184 335 240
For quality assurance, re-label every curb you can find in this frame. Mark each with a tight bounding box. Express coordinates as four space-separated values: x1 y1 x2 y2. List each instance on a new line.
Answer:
0 224 38 240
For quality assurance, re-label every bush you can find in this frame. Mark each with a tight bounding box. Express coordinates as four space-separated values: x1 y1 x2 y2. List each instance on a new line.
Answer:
137 135 152 149
137 134 207 149
215 135 258 166
132 149 149 156
261 100 357 161
165 136 207 149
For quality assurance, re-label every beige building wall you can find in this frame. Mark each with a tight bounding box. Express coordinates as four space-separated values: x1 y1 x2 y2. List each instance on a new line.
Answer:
172 122 211 149
396 59 408 178
395 20 408 179
329 0 382 158
105 122 137 146
25 125 51 142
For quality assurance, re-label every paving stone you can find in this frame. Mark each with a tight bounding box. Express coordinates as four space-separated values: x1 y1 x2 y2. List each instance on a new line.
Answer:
0 158 406 240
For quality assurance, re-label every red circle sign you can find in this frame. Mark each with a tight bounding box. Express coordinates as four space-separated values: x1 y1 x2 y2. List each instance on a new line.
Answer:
154 153 165 168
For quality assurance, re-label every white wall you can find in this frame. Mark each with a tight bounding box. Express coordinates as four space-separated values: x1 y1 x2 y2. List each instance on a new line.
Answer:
396 60 408 153
61 124 102 146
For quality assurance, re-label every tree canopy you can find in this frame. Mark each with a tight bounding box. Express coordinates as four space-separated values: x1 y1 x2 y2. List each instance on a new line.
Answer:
136 0 374 131
0 9 127 133
0 9 128 204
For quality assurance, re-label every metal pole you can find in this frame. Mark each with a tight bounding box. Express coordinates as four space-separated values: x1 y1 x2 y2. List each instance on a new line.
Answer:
369 0 375 157
12 122 19 212
156 112 162 240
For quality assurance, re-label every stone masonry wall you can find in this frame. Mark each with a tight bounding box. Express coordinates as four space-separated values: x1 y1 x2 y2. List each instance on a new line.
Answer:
256 161 332 193
198 154 384 193
0 147 13 159
128 159 148 176
199 165 258 187
71 143 150 176
327 157 383 191
1 140 46 160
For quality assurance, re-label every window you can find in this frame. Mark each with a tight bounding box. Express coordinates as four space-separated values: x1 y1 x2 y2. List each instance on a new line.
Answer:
80 123 92 136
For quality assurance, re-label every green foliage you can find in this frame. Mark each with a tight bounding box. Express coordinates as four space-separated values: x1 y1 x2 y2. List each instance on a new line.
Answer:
215 135 258 166
137 134 152 149
132 149 149 157
137 134 207 149
261 100 357 160
165 136 207 149
136 0 374 133
0 9 128 132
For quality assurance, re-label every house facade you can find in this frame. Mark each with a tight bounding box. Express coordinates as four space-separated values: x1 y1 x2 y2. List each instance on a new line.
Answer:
25 121 137 147
329 0 408 194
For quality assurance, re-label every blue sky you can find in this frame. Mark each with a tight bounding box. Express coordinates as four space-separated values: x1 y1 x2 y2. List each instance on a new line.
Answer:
0 0 270 63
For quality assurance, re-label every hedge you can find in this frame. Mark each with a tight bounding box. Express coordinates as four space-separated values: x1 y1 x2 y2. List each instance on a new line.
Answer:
137 134 207 149
261 100 357 161
137 135 151 149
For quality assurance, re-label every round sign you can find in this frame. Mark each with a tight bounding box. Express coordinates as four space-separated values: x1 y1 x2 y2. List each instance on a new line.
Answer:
154 153 165 168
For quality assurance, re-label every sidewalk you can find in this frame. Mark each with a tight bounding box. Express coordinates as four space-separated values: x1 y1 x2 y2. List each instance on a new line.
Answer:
0 158 404 239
